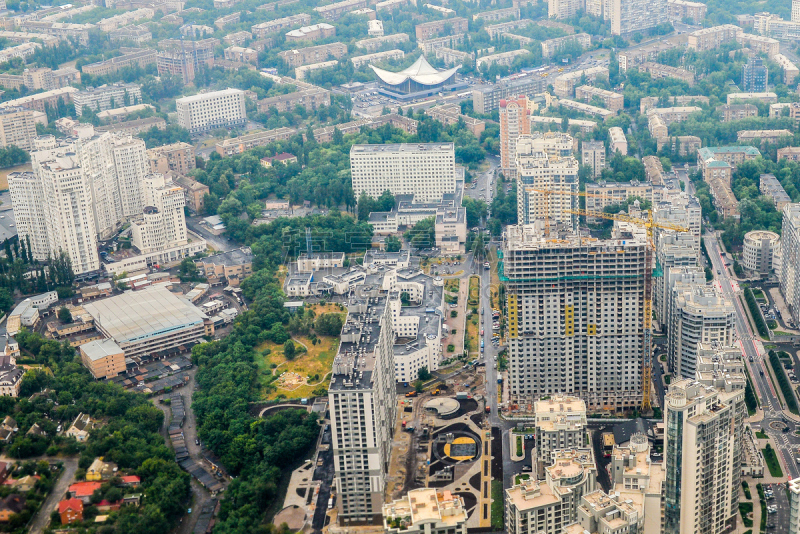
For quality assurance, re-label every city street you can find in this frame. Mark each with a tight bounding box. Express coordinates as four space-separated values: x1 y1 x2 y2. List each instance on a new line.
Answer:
705 232 800 486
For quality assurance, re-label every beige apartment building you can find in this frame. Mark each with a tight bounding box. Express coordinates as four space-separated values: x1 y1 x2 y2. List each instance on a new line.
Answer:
285 23 336 43
80 339 126 380
608 126 627 155
147 142 195 175
581 140 605 178
383 489 467 534
547 0 583 19
666 0 706 22
575 85 624 111
541 33 591 57
414 17 468 40
719 103 758 122
0 109 37 151
278 43 348 67
256 77 330 113
638 61 695 85
216 127 297 156
687 24 742 51
553 66 609 97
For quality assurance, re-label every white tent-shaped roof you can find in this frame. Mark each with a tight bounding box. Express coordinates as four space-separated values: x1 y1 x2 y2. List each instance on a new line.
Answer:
369 55 461 86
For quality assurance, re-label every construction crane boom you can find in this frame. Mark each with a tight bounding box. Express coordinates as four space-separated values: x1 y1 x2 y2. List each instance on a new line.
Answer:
566 207 690 413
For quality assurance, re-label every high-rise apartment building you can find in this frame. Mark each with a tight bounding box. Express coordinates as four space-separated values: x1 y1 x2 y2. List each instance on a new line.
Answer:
581 140 605 178
780 204 800 324
350 143 455 202
664 367 746 534
175 89 247 134
72 83 143 117
147 142 196 175
131 173 187 253
329 288 397 524
502 224 648 410
515 134 579 230
611 0 668 36
655 250 701 325
668 284 735 379
790 478 800 534
794 0 800 23
533 395 587 474
548 0 584 20
0 109 37 151
742 57 769 92
687 24 742 51
499 96 531 179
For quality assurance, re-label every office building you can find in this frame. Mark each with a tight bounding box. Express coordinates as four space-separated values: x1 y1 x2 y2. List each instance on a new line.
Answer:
350 143 455 202
506 449 597 534
80 339 126 379
611 0 668 37
383 489 467 534
515 134 579 230
499 96 531 179
502 224 648 410
742 57 769 92
581 140 605 178
608 126 627 155
668 284 735 378
688 24 742 51
533 395 587 474
83 286 211 359
664 375 746 534
73 83 142 116
329 287 397 524
666 0 706 23
176 89 246 134
743 230 779 274
548 0 584 19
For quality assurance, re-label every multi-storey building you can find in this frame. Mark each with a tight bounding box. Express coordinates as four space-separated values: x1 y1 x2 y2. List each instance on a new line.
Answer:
668 283 735 378
485 19 536 39
558 99 615 120
790 477 800 534
664 376 746 534
640 95 709 113
472 75 547 114
223 31 252 47
742 57 769 92
581 140 605 178
73 83 142 116
130 173 187 253
109 24 152 44
355 33 410 52
351 49 404 69
313 0 368 19
553 66 609 98
215 127 297 156
251 13 312 37
285 23 336 43
329 290 397 524
515 134 579 229
473 6 520 21
175 175 209 213
607 126 627 154
224 46 258 64
541 33 590 58
775 53 800 84
175 89 246 134
0 109 36 151
739 33 780 58
779 146 800 161
687 24 742 51
434 48 473 66
383 489 467 534
533 395 587 473
697 146 761 181
502 225 648 410
719 103 758 122
737 129 793 145
666 0 706 23
500 95 531 178
611 0 668 37
574 85 624 112
350 143 455 202
727 91 778 104
760 173 791 212
82 49 158 77
643 155 664 184
256 76 330 113
147 142 196 175
585 181 663 214
654 192 702 252
156 38 218 85
780 204 800 324
427 104 485 136
743 230 779 274
414 17 468 40
476 49 529 69
279 43 348 67
547 0 584 19
637 61 695 85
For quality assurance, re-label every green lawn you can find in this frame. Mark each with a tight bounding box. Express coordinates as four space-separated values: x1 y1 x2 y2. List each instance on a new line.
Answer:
515 435 522 456
513 473 529 485
757 484 767 533
491 480 504 530
763 445 784 478
756 430 768 439
742 481 752 500
739 502 753 528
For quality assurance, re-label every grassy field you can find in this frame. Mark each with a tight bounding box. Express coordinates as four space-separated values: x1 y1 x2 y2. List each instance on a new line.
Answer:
491 480 504 530
444 279 459 293
466 313 479 356
255 319 342 400
739 502 753 528
468 276 480 309
756 430 768 439
762 445 784 478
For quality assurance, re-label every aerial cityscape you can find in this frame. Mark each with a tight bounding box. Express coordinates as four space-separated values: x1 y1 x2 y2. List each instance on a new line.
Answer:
0 0 799 532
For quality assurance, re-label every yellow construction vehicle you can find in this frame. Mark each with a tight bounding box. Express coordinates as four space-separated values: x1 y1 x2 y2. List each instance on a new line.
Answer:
566 208 689 412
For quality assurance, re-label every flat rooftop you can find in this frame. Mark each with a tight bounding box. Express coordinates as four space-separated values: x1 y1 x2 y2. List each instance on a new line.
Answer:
197 247 253 266
83 286 208 344
351 142 454 154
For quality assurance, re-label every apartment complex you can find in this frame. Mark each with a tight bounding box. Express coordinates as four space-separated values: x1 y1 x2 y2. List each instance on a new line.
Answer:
502 224 648 410
743 230 779 274
329 291 397 524
350 143 456 203
719 103 758 122
130 173 187 254
574 85 624 111
687 24 742 51
585 181 664 214
355 33 410 52
668 284 735 378
547 0 584 19
472 75 547 114
383 489 467 534
278 42 348 67
175 89 246 134
760 173 791 212
664 375 746 534
256 76 330 113
780 204 800 324
147 142 196 175
610 0 668 37
351 49 404 69
499 95 531 179
553 66 609 98
774 53 799 84
638 62 695 85
666 0 706 23
541 33 590 58
414 18 468 40
473 6 519 21
73 83 143 116
215 127 297 156
285 23 336 42
251 13 311 37
515 134 579 230
82 49 158 77
533 395 587 474
0 109 37 151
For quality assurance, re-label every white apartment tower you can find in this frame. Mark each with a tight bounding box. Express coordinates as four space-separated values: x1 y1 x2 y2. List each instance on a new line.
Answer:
329 289 397 524
793 0 800 23
581 140 605 178
664 373 746 534
654 236 699 322
515 134 579 231
131 173 188 253
503 224 648 410
790 477 800 534
779 204 800 324
349 143 456 203
668 283 735 379
548 0 585 19
533 395 587 474
175 88 247 134
499 96 531 179
611 0 668 36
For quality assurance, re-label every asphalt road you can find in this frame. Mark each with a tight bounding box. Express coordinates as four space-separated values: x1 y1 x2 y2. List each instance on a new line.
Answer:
29 457 79 534
705 233 800 489
186 216 236 253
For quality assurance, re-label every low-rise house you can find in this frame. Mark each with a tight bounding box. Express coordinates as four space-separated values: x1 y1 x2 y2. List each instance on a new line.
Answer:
260 152 298 167
68 481 102 504
86 458 118 481
59 498 84 524
26 423 45 437
195 247 253 286
0 494 25 522
66 413 94 442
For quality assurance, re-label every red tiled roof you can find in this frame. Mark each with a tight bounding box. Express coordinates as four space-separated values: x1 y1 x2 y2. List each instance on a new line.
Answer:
120 475 140 484
68 481 101 497
58 498 83 514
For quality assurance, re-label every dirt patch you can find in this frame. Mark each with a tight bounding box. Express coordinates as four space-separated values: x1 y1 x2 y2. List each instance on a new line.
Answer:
274 505 306 531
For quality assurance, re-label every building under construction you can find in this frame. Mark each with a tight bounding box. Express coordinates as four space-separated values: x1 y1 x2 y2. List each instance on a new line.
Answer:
501 222 649 411
157 38 219 84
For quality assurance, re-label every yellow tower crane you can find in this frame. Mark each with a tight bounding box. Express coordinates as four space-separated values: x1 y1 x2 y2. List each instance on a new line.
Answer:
525 188 609 235
566 208 689 412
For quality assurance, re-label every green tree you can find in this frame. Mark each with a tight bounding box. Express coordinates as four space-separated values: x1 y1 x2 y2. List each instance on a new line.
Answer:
284 339 296 360
405 217 436 248
314 313 343 336
385 235 402 252
57 306 72 323
418 366 432 381
0 288 12 313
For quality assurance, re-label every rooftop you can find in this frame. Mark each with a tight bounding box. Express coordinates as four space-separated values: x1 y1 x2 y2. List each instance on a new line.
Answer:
81 339 123 361
197 247 253 267
351 142 453 154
